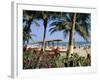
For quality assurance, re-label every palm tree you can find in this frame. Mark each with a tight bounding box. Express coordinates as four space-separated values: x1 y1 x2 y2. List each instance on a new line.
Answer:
23 10 62 68
49 13 91 59
34 11 62 52
68 13 76 58
23 11 38 51
23 14 33 46
40 12 48 52
23 10 62 52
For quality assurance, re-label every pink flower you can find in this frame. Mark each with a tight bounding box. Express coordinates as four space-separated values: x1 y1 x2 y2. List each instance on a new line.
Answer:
48 64 52 68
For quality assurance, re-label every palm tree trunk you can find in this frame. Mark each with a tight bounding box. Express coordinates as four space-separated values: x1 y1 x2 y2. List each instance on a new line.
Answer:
34 31 46 69
42 28 47 52
42 18 47 52
35 19 47 68
67 13 76 58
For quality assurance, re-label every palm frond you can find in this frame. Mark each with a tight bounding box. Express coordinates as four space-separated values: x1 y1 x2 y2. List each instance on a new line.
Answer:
75 23 90 41
49 20 71 35
49 26 64 34
76 13 91 28
63 29 69 38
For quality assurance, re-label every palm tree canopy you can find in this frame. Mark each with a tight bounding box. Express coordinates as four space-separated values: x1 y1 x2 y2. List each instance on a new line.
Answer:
49 13 91 41
23 10 64 44
23 21 36 45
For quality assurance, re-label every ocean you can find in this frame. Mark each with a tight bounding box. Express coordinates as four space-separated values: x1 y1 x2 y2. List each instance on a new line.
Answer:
46 41 91 47
30 41 91 48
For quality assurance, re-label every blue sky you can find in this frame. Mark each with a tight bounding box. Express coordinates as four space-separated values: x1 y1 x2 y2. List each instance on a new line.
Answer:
29 20 88 43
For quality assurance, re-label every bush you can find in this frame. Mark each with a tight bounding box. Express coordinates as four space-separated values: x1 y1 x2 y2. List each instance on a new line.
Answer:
23 48 62 69
63 53 91 67
23 48 91 69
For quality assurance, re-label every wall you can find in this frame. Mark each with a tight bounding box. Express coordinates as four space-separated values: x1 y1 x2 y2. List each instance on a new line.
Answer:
0 0 100 80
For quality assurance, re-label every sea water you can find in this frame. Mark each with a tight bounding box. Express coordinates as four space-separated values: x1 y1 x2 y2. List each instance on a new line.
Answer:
47 41 91 47
29 41 91 47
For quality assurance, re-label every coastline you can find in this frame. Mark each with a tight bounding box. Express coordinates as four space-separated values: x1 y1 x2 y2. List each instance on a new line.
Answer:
26 44 91 58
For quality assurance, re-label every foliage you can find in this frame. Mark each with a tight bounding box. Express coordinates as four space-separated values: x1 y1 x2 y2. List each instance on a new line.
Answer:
23 48 91 69
23 11 91 69
49 13 91 40
63 53 91 67
23 48 62 69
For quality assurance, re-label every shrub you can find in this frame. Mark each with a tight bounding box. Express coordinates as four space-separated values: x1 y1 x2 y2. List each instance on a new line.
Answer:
23 48 91 69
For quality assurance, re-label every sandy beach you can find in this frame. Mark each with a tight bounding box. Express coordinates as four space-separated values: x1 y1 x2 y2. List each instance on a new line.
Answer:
27 44 90 58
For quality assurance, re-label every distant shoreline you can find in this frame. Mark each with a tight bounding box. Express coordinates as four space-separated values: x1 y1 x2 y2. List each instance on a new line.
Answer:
27 41 91 48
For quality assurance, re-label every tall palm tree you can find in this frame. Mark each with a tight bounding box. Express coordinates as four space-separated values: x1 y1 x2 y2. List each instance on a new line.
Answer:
23 11 39 50
23 14 33 46
33 11 62 52
24 11 48 52
23 10 61 52
49 13 91 59
23 10 62 68
68 13 76 58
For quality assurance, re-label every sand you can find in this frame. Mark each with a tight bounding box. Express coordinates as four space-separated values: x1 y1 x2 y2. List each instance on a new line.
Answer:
46 46 91 58
27 45 91 58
